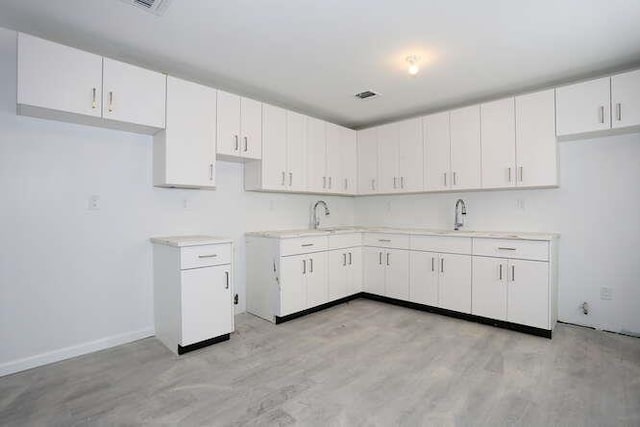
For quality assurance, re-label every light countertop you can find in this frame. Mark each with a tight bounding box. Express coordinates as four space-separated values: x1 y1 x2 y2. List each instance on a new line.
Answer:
150 235 233 247
245 226 558 241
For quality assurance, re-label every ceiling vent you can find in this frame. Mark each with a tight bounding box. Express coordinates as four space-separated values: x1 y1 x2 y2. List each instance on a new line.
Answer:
354 90 380 100
120 0 172 16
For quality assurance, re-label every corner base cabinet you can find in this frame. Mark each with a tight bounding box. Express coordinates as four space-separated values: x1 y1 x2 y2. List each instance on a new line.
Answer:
151 236 234 355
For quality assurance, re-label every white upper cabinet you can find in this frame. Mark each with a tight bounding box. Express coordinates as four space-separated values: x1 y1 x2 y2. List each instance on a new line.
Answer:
481 98 516 189
611 69 640 129
286 111 307 192
450 105 482 190
556 77 611 136
102 58 166 129
217 91 262 160
377 123 399 193
396 118 424 192
17 33 103 118
325 122 342 193
306 117 327 193
259 104 288 190
338 127 357 194
357 127 379 195
153 76 217 189
515 89 558 188
423 111 451 191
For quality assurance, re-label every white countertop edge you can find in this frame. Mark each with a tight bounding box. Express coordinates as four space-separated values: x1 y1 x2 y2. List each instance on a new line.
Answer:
150 235 234 247
245 227 559 241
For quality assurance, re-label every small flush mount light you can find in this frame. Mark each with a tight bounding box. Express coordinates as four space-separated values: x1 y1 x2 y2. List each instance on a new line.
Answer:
406 55 420 76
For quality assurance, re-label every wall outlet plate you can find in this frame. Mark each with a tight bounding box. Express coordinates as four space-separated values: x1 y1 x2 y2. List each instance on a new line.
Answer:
600 287 613 300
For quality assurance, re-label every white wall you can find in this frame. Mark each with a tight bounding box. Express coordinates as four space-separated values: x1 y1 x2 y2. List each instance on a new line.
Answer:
0 27 355 375
356 134 640 336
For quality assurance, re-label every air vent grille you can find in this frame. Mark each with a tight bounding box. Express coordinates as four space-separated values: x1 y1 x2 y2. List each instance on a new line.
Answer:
355 90 380 100
120 0 172 15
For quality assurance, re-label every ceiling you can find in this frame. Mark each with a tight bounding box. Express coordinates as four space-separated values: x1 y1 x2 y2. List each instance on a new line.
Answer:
1 0 640 129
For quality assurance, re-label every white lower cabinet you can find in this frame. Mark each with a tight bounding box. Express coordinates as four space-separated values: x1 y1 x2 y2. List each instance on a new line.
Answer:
151 238 234 354
328 247 362 301
363 247 409 300
472 256 550 329
280 252 328 315
410 252 472 313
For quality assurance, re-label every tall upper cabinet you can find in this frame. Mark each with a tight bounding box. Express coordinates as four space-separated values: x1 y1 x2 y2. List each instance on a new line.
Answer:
357 127 379 195
154 77 217 189
481 98 516 189
611 69 640 129
17 33 166 134
449 105 482 190
378 119 423 193
217 91 262 160
423 111 451 191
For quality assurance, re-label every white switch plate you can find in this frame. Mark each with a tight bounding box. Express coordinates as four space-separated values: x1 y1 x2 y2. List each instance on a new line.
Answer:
88 195 100 210
600 287 613 300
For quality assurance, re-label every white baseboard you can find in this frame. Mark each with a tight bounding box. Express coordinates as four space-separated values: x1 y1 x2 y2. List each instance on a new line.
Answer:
0 328 154 377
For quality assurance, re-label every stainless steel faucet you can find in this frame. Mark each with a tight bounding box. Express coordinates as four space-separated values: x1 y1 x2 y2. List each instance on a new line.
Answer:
454 199 467 231
312 200 330 229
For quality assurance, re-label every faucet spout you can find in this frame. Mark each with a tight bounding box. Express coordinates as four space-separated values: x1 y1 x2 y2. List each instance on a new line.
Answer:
312 200 330 229
454 199 467 231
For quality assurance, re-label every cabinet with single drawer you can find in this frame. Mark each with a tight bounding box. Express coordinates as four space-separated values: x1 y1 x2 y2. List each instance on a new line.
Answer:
280 235 329 256
363 233 410 249
472 238 548 261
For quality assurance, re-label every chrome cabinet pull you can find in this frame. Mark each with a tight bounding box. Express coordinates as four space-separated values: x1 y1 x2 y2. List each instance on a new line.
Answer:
440 258 444 273
508 167 512 183
379 252 382 265
453 172 458 186
378 239 391 242
281 171 286 186
209 164 214 181
616 103 622 121
599 106 605 124
243 136 248 152
108 91 113 112
519 166 523 182
386 252 390 266
431 257 435 272
302 259 306 274
348 252 352 265
498 247 516 251
289 172 293 186
443 172 447 186
511 265 515 282
234 135 239 151
328 176 332 189
344 178 348 190
301 243 314 247
91 88 97 109
393 177 397 189
499 264 503 280
198 254 218 258
371 179 376 191
343 253 347 266
323 176 327 189
400 176 405 189
225 271 229 289
309 258 314 273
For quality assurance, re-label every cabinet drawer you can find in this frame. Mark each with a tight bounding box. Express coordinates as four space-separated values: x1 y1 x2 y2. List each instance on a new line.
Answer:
363 233 410 249
181 244 232 269
328 233 362 250
473 238 548 261
280 236 328 256
410 235 471 254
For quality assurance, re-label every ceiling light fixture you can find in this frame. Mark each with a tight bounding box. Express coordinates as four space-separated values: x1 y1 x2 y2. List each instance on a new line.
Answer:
406 55 420 76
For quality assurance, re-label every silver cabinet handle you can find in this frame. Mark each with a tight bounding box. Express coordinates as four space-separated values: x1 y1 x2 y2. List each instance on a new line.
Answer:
108 91 113 112
379 252 382 265
344 178 348 190
400 176 405 189
453 172 458 186
508 167 512 183
499 264 503 280
234 135 239 151
599 106 605 124
281 171 286 186
302 259 306 274
328 176 332 189
209 163 214 181
323 176 327 189
386 252 390 266
343 253 347 266
301 243 314 247
289 172 293 186
225 271 229 289
440 257 444 273
244 136 248 152
511 265 515 282
393 177 397 189
91 88 97 109
349 252 352 265
443 172 447 186
519 166 523 182
371 179 376 191
498 247 516 251
616 103 622 121
431 257 435 272
378 239 391 242
198 254 218 258
309 258 314 273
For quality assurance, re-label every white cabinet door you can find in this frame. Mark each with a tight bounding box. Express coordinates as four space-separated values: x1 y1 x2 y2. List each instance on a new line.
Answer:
409 251 438 306
261 104 288 190
216 90 242 156
17 33 103 118
384 250 410 300
424 112 451 191
287 111 307 191
102 58 166 129
340 127 358 194
450 105 481 190
611 69 640 129
347 247 363 294
363 247 385 295
515 90 557 188
481 98 516 189
157 76 216 188
181 265 232 346
439 254 472 313
240 97 262 159
357 127 379 194
472 257 507 321
325 123 343 193
507 260 549 329
397 118 424 192
279 255 307 316
328 250 349 301
556 77 611 136
306 117 327 192
306 252 328 308
377 123 399 193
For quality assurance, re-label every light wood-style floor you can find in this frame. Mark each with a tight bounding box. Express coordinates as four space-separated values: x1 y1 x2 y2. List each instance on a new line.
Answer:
1 299 639 426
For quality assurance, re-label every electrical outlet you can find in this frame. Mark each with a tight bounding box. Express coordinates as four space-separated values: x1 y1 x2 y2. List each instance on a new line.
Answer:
88 195 100 210
182 198 189 209
516 199 526 210
600 287 613 300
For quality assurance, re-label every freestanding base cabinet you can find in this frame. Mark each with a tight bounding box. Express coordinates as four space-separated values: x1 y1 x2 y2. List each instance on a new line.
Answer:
151 236 234 354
